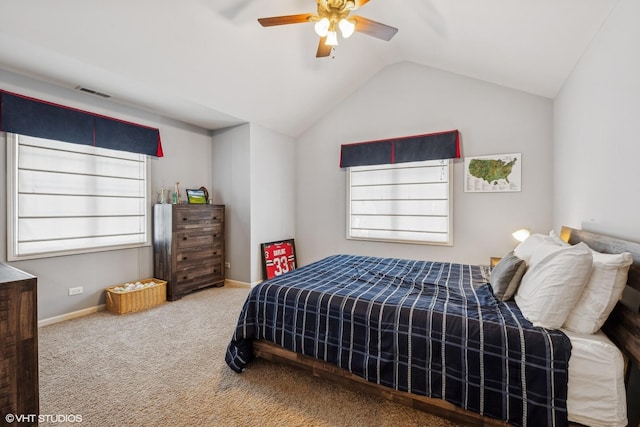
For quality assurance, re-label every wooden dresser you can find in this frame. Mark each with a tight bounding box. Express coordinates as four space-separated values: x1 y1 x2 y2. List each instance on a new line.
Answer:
0 264 38 425
153 204 225 301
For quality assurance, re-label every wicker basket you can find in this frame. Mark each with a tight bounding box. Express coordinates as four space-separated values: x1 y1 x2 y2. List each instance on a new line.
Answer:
105 278 167 314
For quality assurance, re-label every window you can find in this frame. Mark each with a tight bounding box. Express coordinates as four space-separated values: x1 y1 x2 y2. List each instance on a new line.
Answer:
346 159 452 245
7 133 149 260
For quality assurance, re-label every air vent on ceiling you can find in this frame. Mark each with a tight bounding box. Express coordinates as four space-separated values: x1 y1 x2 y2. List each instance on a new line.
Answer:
75 86 111 98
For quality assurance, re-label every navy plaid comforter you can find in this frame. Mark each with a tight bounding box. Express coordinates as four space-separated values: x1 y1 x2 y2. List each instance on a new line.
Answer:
226 255 571 427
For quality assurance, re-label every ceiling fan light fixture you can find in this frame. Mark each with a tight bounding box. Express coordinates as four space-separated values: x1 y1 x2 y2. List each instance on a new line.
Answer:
314 17 330 37
257 0 399 58
325 30 339 46
339 18 355 38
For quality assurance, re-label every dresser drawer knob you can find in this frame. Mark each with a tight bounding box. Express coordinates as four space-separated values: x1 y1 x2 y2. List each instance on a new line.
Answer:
183 217 188 221
183 237 188 240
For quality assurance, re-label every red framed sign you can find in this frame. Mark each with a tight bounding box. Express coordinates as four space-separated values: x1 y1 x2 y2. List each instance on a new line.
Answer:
261 239 296 280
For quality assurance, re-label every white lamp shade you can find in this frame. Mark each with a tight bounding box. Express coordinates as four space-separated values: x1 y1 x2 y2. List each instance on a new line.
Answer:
325 30 339 46
314 18 330 37
512 228 531 242
339 18 355 38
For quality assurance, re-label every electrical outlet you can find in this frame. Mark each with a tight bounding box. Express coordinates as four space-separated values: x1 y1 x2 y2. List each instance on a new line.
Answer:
224 262 231 269
68 286 83 296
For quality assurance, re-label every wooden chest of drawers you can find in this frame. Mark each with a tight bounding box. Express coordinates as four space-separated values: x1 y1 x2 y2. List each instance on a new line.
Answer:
0 264 38 425
153 204 225 301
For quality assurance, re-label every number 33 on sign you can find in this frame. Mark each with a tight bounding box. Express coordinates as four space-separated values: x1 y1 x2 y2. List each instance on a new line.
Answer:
261 239 297 280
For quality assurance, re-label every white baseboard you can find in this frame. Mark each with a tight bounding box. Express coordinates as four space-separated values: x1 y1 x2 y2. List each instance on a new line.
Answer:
39 281 249 327
38 304 106 327
225 279 251 288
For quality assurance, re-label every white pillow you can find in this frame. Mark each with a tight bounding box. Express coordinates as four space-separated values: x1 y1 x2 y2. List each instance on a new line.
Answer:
549 229 570 247
562 250 633 334
514 233 558 264
514 242 593 329
527 238 565 270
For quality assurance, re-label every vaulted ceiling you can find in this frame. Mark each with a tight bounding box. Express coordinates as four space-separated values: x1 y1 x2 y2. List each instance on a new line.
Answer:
0 0 619 137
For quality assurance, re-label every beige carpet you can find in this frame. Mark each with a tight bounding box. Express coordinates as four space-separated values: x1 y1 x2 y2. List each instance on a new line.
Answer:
38 285 462 426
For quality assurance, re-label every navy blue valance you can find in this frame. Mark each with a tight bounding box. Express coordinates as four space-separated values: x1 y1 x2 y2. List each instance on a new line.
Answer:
0 90 163 157
340 130 459 168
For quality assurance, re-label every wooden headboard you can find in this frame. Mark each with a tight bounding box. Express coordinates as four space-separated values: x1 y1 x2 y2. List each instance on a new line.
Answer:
560 226 640 367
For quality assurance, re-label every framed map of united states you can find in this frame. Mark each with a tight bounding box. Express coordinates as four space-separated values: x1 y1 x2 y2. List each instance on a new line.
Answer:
464 153 522 192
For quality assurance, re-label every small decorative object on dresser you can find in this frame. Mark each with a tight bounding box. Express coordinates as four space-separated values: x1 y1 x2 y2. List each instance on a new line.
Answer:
0 263 38 425
198 186 209 203
153 204 225 301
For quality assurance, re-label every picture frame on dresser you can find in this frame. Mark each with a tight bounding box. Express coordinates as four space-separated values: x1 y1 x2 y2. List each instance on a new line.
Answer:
186 188 207 204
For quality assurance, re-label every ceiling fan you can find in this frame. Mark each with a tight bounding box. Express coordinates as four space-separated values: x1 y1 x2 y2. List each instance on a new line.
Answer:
257 0 398 58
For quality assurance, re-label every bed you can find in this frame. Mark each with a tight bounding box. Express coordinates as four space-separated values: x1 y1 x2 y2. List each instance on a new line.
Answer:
226 227 640 427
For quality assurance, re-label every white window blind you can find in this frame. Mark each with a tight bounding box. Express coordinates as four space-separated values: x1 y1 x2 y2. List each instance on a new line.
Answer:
7 133 149 260
347 159 452 245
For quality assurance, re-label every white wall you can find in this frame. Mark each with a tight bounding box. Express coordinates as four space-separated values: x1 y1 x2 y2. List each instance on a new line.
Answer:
212 123 295 285
553 0 640 242
212 124 251 283
249 125 296 284
0 70 213 321
296 61 554 266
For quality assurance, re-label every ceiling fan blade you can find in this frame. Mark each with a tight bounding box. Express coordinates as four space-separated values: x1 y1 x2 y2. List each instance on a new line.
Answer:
316 37 332 58
352 16 398 41
258 13 314 27
353 0 370 9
